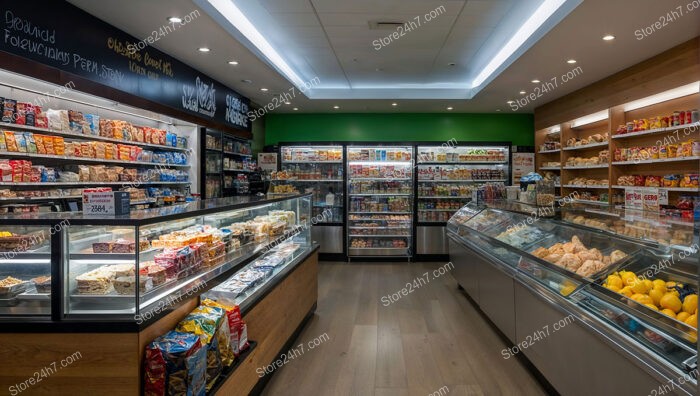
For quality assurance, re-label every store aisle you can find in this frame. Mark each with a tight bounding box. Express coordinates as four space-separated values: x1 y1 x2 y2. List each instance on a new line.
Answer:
261 262 548 396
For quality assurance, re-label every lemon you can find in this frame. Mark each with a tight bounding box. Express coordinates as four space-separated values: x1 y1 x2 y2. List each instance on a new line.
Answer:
619 286 634 298
652 279 666 289
605 284 621 292
560 284 576 296
666 281 678 288
682 294 698 314
621 272 638 286
661 309 677 318
606 275 623 289
660 294 683 313
644 304 659 311
642 279 653 291
648 289 664 306
631 294 654 306
630 279 649 294
676 312 691 322
684 314 697 328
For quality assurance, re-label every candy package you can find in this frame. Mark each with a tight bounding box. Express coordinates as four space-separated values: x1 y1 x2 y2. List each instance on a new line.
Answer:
2 98 16 123
144 330 206 396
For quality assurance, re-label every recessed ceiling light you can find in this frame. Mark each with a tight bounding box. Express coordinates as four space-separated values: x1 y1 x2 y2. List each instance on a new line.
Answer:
228 61 239 65
293 107 299 111
531 79 540 84
496 109 502 112
507 100 514 104
198 47 210 52
446 107 453 111
284 101 291 105
168 17 182 23
519 90 526 95
260 88 268 92
333 105 340 109
241 79 252 84
447 62 456 67
567 59 577 64
603 34 615 41
391 102 397 106
375 68 383 72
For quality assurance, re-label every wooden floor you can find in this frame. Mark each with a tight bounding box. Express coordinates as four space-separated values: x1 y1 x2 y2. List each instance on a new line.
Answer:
261 261 548 396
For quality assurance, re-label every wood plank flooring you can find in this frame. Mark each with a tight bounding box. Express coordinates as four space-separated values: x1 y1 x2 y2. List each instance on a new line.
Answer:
261 262 548 396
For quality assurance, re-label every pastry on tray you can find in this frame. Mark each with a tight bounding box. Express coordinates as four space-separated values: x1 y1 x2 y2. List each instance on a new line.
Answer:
76 269 113 294
32 275 51 293
113 276 150 294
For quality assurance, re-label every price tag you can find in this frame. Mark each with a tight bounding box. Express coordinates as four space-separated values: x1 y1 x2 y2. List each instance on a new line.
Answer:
83 191 116 215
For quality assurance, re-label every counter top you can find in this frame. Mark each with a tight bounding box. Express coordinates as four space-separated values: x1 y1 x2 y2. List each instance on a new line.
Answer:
0 193 310 225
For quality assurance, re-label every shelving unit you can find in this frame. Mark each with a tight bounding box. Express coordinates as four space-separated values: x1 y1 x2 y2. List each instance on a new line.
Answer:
201 129 257 199
347 145 414 259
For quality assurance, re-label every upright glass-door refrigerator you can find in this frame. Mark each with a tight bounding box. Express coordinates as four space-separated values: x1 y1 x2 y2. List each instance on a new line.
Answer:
347 145 414 259
272 144 345 258
415 144 510 258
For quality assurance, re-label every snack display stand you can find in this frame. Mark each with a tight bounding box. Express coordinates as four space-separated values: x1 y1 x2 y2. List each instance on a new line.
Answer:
448 200 698 395
0 194 319 395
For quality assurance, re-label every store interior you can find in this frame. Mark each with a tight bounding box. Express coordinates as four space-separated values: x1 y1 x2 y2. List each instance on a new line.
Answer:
0 1 698 395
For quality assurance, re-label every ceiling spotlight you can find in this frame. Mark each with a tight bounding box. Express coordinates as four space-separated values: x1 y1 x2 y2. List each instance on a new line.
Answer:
447 62 456 66
446 107 453 111
228 61 239 65
241 79 252 83
391 103 398 106
284 101 291 105
531 79 540 84
168 17 182 23
507 100 515 104
333 105 340 109
293 107 299 111
603 34 615 41
260 88 268 92
519 91 526 95
567 59 577 64
198 47 210 52
496 109 502 112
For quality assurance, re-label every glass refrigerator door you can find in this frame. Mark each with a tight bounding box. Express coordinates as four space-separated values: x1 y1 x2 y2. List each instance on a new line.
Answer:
205 130 223 198
347 146 413 257
276 145 344 223
416 145 509 224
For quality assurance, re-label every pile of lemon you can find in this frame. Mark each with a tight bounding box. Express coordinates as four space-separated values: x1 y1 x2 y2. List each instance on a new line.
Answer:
604 270 698 328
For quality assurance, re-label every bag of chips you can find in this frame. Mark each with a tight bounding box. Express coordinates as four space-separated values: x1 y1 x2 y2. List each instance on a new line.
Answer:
144 330 206 396
176 309 224 390
191 305 234 367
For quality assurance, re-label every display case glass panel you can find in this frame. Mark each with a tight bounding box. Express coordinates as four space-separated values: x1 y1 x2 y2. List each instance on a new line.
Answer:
64 195 311 317
0 226 52 316
347 146 413 257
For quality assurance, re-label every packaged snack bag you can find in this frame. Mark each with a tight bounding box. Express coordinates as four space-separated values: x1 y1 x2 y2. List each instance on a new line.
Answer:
34 135 46 154
14 132 26 153
0 131 5 150
144 330 206 396
25 133 37 153
2 98 16 123
4 131 17 152
176 310 224 389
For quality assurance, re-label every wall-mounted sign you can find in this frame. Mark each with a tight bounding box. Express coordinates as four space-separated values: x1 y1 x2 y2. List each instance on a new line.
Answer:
0 1 251 131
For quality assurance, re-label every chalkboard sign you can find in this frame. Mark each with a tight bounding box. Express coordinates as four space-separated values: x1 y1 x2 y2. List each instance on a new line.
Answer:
0 1 251 131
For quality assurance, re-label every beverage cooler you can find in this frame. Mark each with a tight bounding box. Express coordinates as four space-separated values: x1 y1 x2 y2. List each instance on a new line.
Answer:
415 144 511 259
272 144 345 258
347 145 413 259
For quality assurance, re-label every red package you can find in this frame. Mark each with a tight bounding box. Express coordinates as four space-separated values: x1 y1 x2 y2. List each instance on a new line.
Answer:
34 106 48 129
633 175 645 186
15 102 27 125
645 175 661 187
30 166 41 182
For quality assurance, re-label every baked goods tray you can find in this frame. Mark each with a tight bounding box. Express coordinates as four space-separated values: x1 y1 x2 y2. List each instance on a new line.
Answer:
0 281 28 297
70 277 178 303
17 292 51 301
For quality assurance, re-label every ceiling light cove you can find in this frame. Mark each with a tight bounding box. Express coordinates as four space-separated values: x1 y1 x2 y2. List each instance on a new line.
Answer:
195 0 582 100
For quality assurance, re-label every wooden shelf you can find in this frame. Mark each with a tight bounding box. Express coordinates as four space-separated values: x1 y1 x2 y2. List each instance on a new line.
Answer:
562 141 609 151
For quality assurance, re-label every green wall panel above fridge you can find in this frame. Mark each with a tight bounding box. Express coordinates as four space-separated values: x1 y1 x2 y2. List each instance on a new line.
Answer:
265 113 534 146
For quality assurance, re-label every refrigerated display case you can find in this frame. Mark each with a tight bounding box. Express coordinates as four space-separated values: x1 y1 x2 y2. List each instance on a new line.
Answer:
447 200 698 395
347 145 413 258
415 144 510 258
274 144 345 257
201 129 257 199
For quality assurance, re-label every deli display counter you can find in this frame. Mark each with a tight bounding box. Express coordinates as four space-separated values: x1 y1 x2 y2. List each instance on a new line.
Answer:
0 194 320 395
447 200 698 395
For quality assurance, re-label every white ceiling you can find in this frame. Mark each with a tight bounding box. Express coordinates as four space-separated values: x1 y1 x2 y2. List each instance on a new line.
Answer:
68 0 700 114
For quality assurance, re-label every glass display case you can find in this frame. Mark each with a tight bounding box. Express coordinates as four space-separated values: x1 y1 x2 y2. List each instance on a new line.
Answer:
347 145 413 258
447 200 698 380
0 226 52 316
415 144 510 258
0 194 312 322
273 144 345 257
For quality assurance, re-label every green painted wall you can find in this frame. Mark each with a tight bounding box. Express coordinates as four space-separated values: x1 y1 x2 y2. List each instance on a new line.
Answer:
265 113 534 146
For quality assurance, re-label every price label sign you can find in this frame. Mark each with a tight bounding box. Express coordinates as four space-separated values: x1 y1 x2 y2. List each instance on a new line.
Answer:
83 191 116 215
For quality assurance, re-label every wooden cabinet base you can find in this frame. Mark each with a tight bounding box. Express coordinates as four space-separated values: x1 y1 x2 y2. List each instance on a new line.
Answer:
0 251 318 396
